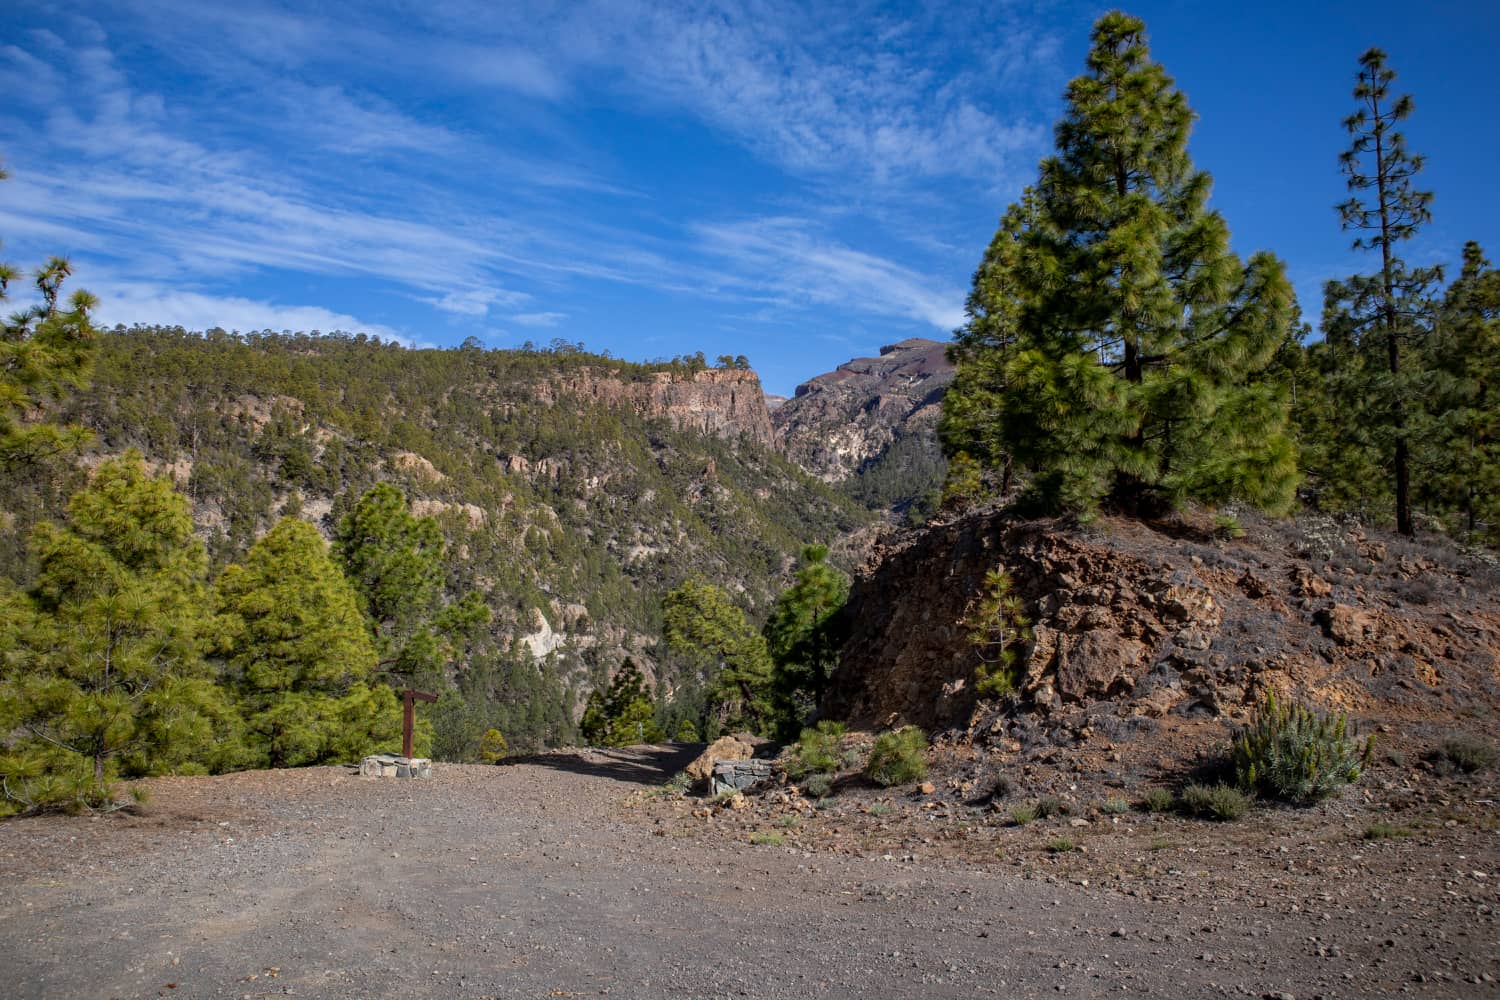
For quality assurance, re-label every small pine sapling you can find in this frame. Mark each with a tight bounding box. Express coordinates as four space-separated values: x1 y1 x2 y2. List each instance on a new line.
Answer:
964 568 1032 698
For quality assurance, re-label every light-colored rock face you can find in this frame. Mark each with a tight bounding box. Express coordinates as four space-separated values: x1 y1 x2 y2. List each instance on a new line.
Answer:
534 368 775 448
772 338 955 483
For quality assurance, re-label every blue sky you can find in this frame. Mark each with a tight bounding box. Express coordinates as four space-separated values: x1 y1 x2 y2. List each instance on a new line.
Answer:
2 1 1496 396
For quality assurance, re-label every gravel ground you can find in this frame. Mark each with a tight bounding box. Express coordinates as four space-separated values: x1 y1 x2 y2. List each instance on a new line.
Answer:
1 745 1496 999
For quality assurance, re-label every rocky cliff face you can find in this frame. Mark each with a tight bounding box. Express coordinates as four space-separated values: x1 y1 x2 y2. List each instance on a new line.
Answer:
538 368 775 448
824 506 1500 740
772 338 953 491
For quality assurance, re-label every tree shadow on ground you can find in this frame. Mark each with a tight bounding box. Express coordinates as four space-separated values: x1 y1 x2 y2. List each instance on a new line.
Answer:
510 742 706 787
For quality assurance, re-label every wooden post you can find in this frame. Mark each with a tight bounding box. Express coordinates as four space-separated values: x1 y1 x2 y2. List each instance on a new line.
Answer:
401 689 437 758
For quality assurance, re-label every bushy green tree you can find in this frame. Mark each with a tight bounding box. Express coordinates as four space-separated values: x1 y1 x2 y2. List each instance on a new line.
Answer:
945 12 1297 516
1325 47 1441 537
1 166 97 467
333 483 489 690
663 578 774 736
1431 242 1500 539
217 517 402 767
763 544 849 738
940 192 1041 499
0 453 231 813
579 659 664 747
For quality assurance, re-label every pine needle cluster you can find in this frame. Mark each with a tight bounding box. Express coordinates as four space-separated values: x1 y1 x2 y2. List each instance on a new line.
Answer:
964 568 1032 698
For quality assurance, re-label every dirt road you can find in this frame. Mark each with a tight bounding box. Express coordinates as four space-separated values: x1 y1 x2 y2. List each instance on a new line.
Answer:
0 747 1493 998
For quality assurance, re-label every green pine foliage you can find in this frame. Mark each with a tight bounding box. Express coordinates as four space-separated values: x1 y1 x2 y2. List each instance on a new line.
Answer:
1322 48 1441 538
1231 692 1374 803
478 728 508 764
578 659 664 746
0 217 98 466
217 517 402 767
333 483 490 692
1429 243 1500 541
782 720 847 781
663 578 776 736
864 726 928 787
943 13 1298 517
763 544 849 738
964 568 1032 698
0 453 232 813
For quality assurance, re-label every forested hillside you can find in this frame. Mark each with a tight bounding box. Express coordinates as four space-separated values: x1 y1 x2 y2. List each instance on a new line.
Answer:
0 326 868 762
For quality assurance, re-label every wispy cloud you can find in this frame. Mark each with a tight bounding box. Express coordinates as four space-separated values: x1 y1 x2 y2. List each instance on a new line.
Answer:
2 1 1062 361
94 281 410 342
695 217 966 331
512 311 568 328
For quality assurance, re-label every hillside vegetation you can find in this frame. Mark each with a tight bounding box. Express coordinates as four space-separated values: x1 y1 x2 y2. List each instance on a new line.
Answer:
0 326 868 787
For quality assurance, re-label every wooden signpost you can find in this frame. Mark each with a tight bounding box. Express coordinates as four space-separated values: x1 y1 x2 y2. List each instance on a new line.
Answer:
401 688 437 759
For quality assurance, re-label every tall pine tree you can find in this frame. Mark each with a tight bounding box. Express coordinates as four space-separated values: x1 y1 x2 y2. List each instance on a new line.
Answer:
1327 47 1440 537
1432 242 1500 539
945 12 1298 516
218 517 402 768
0 453 232 813
763 544 849 738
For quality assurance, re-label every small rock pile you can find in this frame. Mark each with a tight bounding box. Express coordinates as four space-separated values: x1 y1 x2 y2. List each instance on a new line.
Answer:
359 753 433 779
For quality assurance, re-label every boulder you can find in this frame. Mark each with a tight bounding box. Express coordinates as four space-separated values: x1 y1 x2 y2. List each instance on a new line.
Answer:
1317 604 1379 646
685 736 755 782
1055 632 1145 703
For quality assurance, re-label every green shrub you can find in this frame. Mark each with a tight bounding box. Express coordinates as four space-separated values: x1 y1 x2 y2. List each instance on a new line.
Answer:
1099 796 1130 815
1045 836 1076 854
1439 733 1497 774
1179 782 1249 821
748 831 785 846
1035 795 1072 818
1010 804 1037 826
1138 788 1175 813
675 718 700 742
479 728 508 764
1231 692 1374 802
1362 822 1413 840
864 726 928 787
803 772 834 798
1212 515 1246 540
868 801 891 817
778 814 800 828
784 721 847 779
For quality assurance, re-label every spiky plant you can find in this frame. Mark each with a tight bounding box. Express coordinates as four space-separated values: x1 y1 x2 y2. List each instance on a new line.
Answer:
1232 692 1374 803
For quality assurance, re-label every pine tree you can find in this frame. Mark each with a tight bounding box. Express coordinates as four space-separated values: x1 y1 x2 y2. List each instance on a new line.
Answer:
578 659 664 747
946 12 1298 516
1328 47 1441 537
662 578 774 736
0 167 98 467
333 483 488 690
0 453 231 813
217 517 401 767
940 193 1039 499
763 544 849 737
1432 242 1500 538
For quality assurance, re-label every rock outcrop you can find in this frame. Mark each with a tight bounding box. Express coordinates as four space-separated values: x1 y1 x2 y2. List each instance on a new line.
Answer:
537 368 775 448
824 506 1500 738
772 338 953 496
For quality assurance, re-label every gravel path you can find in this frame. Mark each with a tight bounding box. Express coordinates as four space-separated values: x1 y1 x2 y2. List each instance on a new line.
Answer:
0 747 1494 998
